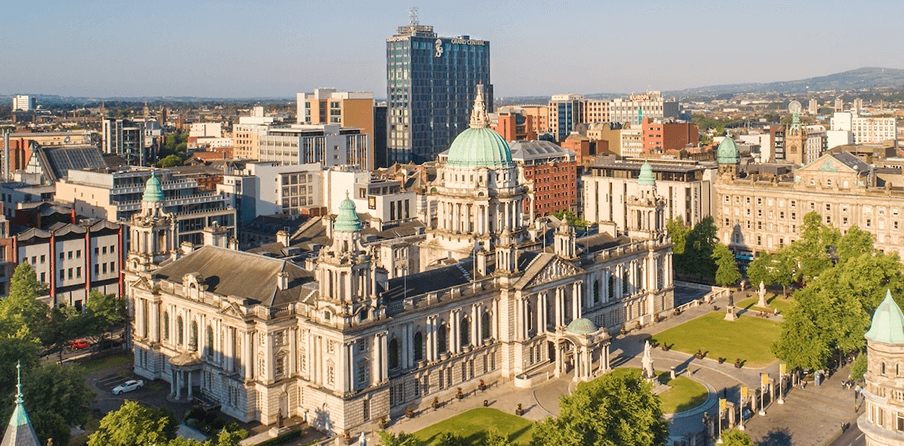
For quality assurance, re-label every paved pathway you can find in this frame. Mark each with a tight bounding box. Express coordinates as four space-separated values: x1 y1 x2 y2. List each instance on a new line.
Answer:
381 287 857 446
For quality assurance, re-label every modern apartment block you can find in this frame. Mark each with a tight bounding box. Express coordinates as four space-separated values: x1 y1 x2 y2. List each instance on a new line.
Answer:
257 125 370 170
55 168 236 246
296 89 374 134
13 220 124 308
490 107 537 142
583 159 713 233
831 112 898 145
102 118 147 166
386 19 491 164
640 118 698 154
608 92 679 126
548 94 586 141
12 95 36 112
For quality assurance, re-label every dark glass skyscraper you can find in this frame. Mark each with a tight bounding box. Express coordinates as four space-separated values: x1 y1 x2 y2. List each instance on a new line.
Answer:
386 22 492 164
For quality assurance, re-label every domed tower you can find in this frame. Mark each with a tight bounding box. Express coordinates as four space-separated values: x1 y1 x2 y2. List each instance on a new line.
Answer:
318 194 377 310
716 136 740 178
858 290 904 445
422 83 530 267
127 171 175 272
626 162 665 240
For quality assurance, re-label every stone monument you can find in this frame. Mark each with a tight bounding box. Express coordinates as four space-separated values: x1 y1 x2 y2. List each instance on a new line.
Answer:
758 281 767 308
642 341 655 380
724 305 738 321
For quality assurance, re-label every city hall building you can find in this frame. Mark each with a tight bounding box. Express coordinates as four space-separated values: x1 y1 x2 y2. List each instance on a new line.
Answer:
125 92 675 434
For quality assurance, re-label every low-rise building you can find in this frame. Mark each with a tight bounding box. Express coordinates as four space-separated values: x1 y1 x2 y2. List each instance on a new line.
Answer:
258 125 370 170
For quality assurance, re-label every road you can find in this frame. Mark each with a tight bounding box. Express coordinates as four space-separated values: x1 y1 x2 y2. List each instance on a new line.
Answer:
826 424 865 446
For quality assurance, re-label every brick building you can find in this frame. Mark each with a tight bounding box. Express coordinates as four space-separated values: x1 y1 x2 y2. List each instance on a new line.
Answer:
509 141 578 216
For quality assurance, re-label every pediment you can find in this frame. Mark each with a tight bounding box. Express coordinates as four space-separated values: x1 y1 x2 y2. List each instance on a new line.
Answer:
219 302 245 319
799 155 854 174
516 254 583 290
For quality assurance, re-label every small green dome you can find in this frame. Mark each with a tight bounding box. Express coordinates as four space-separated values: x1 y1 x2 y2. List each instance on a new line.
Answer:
716 137 740 164
865 290 904 344
446 128 514 168
638 161 656 185
565 318 597 335
334 195 362 232
142 172 164 202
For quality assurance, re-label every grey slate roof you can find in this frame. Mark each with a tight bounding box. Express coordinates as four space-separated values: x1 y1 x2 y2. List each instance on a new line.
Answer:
152 246 314 307
383 262 473 303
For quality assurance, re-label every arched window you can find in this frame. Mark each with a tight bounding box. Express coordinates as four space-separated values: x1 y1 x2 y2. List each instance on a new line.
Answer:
622 270 629 294
881 362 886 375
190 321 198 351
206 325 214 355
163 312 170 340
527 305 534 332
482 312 491 340
438 324 448 354
593 280 601 303
460 318 471 347
176 316 184 346
413 331 424 361
324 311 331 321
388 338 399 369
608 276 615 300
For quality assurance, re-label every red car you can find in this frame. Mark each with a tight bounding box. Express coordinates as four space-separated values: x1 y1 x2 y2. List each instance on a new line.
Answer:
70 340 91 350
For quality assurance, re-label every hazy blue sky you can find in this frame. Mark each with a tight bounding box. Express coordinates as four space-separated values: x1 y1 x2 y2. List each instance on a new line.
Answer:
3 0 902 99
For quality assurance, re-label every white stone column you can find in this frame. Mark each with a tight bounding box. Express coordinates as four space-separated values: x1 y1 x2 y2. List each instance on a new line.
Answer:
290 328 297 375
265 331 274 383
339 342 348 393
426 318 434 361
372 334 381 386
495 203 501 232
539 292 546 333
452 310 460 353
492 300 499 339
245 331 253 381
476 305 484 343
401 324 409 369
471 305 478 346
554 288 562 328
380 334 389 382
554 342 562 378
573 282 581 321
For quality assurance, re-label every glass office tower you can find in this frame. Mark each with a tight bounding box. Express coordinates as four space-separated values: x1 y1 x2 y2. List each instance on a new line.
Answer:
386 23 492 164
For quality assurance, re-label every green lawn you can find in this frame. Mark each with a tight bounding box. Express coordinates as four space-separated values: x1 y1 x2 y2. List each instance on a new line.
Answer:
735 293 795 314
650 312 781 368
607 368 709 414
75 353 133 375
413 408 535 445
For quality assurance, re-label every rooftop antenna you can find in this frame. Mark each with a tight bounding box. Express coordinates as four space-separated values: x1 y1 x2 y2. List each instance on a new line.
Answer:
409 7 419 25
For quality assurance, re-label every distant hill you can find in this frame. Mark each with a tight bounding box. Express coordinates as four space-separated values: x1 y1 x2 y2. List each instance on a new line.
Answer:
665 67 904 98
500 67 904 104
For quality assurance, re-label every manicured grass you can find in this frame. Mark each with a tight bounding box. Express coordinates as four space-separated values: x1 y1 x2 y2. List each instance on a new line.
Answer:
607 368 709 414
413 408 535 445
650 312 781 368
735 293 795 314
75 353 133 375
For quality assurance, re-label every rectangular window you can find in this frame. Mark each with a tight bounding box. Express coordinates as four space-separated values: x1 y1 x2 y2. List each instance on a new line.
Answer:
40 255 45 264
76 250 81 259
76 267 81 278
68 251 72 260
67 268 73 279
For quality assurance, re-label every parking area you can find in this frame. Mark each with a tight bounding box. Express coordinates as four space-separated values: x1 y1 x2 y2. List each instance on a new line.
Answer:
674 284 711 306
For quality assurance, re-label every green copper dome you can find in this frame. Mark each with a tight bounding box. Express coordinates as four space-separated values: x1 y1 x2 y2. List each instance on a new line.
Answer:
142 172 164 202
638 161 656 185
865 290 904 344
716 136 740 165
334 195 362 232
446 128 514 168
565 318 597 335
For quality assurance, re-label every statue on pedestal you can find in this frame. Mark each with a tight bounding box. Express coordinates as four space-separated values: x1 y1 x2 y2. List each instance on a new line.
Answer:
758 281 767 308
642 341 655 380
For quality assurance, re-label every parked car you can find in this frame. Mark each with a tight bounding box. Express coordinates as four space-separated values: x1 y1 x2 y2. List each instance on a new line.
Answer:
70 340 91 350
112 380 144 395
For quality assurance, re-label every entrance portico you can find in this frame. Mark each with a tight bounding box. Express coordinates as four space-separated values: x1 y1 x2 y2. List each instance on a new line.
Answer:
551 318 611 382
168 353 202 402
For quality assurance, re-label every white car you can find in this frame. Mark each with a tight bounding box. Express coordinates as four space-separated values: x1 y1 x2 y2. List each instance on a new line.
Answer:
112 379 144 395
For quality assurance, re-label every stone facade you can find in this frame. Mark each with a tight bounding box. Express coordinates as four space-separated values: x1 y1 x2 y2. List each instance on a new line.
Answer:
715 152 904 258
124 90 675 436
858 292 904 445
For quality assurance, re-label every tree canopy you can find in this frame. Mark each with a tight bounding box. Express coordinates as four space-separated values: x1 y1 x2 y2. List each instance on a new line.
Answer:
377 430 418 446
713 244 741 287
769 212 904 369
530 371 669 446
720 429 756 446
669 217 718 279
0 263 49 339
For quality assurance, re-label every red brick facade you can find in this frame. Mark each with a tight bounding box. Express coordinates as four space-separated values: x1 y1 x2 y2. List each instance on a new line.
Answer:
522 162 578 216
